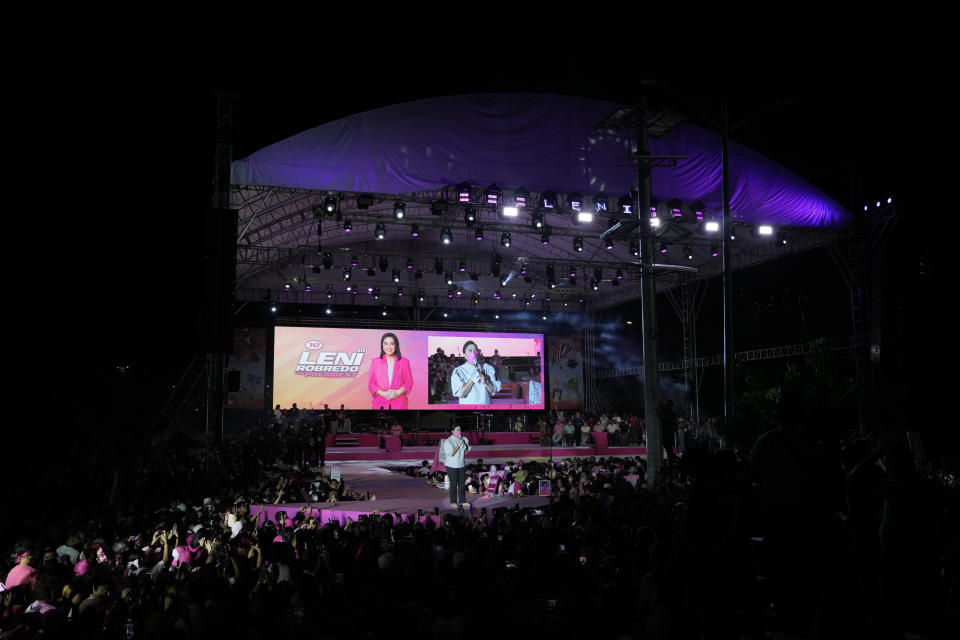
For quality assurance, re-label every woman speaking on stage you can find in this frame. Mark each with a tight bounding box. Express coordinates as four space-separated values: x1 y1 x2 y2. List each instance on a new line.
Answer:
368 332 414 410
450 340 501 404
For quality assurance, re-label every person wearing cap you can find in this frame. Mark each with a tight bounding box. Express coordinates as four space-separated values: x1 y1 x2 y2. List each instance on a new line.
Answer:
441 426 471 507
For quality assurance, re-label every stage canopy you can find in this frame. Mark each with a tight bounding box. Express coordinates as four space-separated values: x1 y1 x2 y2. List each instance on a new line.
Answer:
230 93 850 311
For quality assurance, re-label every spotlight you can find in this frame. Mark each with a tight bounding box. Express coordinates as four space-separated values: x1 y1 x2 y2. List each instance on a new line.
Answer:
445 272 453 285
406 257 414 269
501 232 511 247
684 245 694 260
486 184 500 205
343 219 352 233
618 194 634 215
434 259 444 275
475 225 484 241
351 255 359 267
692 201 705 221
443 311 449 318
605 237 614 250
592 194 608 214
659 243 669 254
758 225 773 236
630 238 639 256
511 292 517 299
455 289 462 297
573 237 583 252
576 210 593 223
417 288 425 301
591 280 599 291
541 231 550 245
322 252 333 269
393 200 405 219
777 233 788 245
326 287 333 298
616 269 623 279
430 200 449 215
464 207 476 226
532 212 544 229
495 313 500 319
323 194 338 214
356 193 374 209
568 192 582 211
546 265 556 288
392 269 400 283
472 293 479 304
447 288 454 299
494 290 501 300
325 305 332 314
440 227 453 245
411 223 420 237
704 220 720 232
514 186 529 208
284 283 291 291
649 217 661 228
367 285 374 293
381 306 387 316
887 197 893 204
373 287 380 299
343 268 351 280
345 284 353 292
378 256 389 272
569 267 577 277
375 222 386 240
520 264 527 275
500 278 508 287
458 261 467 272
542 190 556 209
711 243 719 257
668 198 683 218
501 205 519 218
457 182 471 203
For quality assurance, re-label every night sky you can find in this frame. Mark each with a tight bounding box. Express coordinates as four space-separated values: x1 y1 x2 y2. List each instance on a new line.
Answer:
17 17 950 438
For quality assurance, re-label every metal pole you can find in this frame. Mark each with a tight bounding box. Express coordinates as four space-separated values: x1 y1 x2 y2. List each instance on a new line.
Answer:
721 101 735 439
637 115 662 487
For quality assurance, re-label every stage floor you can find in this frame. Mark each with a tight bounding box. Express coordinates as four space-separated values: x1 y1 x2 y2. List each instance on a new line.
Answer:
253 445 646 526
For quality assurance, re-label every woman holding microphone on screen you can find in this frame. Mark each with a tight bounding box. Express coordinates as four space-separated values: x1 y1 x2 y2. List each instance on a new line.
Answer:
451 341 501 404
369 333 414 410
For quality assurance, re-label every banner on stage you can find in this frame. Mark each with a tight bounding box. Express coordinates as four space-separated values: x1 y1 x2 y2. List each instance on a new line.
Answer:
546 335 584 410
273 327 544 411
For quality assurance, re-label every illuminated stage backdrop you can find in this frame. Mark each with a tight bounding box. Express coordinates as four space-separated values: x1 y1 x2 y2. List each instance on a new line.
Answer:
273 327 543 411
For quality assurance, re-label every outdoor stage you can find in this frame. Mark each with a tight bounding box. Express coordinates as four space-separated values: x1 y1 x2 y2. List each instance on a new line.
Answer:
251 441 648 526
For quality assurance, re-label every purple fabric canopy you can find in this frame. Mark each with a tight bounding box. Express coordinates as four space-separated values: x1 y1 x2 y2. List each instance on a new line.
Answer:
232 93 849 227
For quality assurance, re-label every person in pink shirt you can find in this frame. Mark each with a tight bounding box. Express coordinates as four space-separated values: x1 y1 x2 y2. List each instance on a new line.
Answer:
5 541 37 589
368 333 414 409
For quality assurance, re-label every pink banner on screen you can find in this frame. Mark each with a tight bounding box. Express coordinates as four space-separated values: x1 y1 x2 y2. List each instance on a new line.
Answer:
273 328 544 411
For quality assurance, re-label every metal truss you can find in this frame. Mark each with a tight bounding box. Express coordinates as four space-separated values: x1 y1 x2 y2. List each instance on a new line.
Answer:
595 336 863 379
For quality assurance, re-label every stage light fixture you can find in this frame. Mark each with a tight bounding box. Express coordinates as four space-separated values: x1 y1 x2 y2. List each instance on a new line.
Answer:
322 252 333 269
457 182 471 203
514 186 529 208
777 233 788 245
532 212 544 228
605 237 614 250
591 280 599 291
576 210 593 223
649 217 661 228
475 225 484 241
501 205 519 218
569 267 576 277
345 284 353 292
573 237 583 252
546 265 556 288
356 193 374 209
447 288 454 299
378 256 389 272
711 243 719 257
668 198 683 218
704 220 720 232
431 200 449 216
659 243 669 254
343 268 352 280
593 194 608 213
443 311 448 318
458 261 467 272
445 272 454 285
520 264 527 275
367 285 374 293
375 222 386 240
325 305 332 314
511 292 517 299
472 293 479 304
284 283 291 291
440 227 453 245
500 277 508 287
464 207 476 226
541 231 550 245
494 290 501 300
411 223 420 237
684 245 694 260
541 190 556 209
486 184 500 205
616 268 623 279
326 287 333 298
323 194 338 214
393 200 405 219
619 195 633 215
568 192 582 211
373 287 381 299
417 289 425 301
381 307 387 316
392 269 400 283
343 219 352 233
758 224 773 236
501 232 511 247
351 255 359 267
455 289 462 297
406 257 414 270
692 201 705 221
495 313 500 319
630 239 639 256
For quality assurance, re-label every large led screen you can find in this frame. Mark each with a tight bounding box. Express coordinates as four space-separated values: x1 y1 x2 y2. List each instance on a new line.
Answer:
273 327 544 410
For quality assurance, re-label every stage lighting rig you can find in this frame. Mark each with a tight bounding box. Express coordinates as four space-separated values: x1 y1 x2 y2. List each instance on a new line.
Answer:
392 269 401 283
532 212 544 229
343 267 352 280
323 194 338 214
514 186 529 208
326 287 333 298
410 223 420 237
393 200 405 219
464 207 476 227
684 245 694 260
343 219 352 233
457 182 471 203
475 225 484 241
440 227 453 245
573 237 583 252
501 232 511 247
375 222 386 240
458 261 467 272
630 238 639 256
397 286 404 297
486 184 500 205
445 272 454 285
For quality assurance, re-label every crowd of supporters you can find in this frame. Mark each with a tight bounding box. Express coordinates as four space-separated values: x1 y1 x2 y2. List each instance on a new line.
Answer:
3 411 959 639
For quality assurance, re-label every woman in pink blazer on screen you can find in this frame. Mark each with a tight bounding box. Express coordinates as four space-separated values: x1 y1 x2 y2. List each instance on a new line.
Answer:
368 332 414 409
